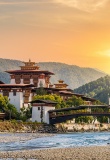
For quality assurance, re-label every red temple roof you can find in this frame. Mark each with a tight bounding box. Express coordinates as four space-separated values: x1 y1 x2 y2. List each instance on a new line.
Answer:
5 70 54 75
0 84 34 88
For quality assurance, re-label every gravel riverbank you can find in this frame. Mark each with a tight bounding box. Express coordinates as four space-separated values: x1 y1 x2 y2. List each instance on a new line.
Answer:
0 146 110 160
0 132 110 160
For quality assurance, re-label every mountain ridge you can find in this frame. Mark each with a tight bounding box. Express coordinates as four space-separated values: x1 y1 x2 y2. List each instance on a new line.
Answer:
74 75 110 104
0 58 106 89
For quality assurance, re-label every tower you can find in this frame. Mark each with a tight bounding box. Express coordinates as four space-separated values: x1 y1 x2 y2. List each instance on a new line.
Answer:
31 99 57 124
6 59 54 88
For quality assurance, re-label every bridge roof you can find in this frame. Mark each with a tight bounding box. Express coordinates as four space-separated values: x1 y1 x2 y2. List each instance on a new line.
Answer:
48 105 108 113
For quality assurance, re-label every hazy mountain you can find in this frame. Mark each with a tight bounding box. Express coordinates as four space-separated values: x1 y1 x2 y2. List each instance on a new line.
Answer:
0 58 106 89
74 75 110 104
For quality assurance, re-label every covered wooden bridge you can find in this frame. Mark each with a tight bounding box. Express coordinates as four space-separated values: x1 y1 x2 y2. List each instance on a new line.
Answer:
48 105 110 124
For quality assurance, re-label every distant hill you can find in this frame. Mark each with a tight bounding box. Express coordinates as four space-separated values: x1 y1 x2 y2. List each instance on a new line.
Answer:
0 58 106 89
74 75 110 104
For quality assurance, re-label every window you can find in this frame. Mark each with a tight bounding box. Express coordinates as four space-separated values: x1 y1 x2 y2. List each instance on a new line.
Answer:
13 91 16 96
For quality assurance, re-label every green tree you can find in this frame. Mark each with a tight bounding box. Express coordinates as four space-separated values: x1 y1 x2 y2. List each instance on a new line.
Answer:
33 94 67 109
97 116 108 123
6 103 19 119
19 105 32 121
75 116 94 123
0 94 8 111
66 95 85 107
0 94 19 119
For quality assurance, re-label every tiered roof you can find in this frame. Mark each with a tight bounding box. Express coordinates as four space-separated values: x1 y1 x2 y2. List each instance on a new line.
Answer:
0 84 34 88
5 59 54 75
54 79 68 89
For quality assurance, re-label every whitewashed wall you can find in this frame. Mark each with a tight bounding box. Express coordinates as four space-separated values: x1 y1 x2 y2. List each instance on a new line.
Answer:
10 79 15 84
9 91 24 112
38 79 45 87
32 105 55 124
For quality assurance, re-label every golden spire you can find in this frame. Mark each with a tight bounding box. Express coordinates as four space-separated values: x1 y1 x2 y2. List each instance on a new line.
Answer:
20 59 40 70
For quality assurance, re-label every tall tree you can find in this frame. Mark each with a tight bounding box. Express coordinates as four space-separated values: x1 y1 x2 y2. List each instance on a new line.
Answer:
0 94 18 119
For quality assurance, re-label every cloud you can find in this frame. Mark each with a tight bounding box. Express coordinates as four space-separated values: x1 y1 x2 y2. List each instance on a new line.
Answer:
54 0 109 12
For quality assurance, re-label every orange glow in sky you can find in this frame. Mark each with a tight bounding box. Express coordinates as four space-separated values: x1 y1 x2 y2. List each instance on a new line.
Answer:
0 0 110 74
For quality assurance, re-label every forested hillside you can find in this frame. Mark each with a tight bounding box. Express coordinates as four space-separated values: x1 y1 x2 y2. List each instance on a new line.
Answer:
74 75 110 104
0 58 106 89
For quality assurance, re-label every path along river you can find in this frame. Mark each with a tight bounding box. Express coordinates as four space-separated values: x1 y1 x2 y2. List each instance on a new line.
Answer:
0 132 110 151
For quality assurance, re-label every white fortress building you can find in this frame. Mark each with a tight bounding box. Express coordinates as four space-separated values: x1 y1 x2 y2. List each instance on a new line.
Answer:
0 60 54 111
0 60 96 123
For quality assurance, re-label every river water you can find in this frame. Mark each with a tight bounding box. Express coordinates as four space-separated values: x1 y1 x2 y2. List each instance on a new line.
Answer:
0 132 110 151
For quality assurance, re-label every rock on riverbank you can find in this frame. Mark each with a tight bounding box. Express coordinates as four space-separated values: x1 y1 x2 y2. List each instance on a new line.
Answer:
56 123 110 132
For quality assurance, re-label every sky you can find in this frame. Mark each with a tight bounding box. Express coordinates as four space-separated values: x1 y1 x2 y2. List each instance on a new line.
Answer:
0 0 110 74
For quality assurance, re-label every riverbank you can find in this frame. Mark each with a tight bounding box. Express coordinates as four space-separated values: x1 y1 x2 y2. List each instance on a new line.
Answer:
0 146 110 159
56 122 110 132
0 121 110 133
0 121 63 133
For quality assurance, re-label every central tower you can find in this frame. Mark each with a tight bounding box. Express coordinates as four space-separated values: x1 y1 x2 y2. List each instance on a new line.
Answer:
6 59 54 88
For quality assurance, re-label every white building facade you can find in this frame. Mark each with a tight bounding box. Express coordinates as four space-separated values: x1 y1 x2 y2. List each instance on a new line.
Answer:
31 100 56 124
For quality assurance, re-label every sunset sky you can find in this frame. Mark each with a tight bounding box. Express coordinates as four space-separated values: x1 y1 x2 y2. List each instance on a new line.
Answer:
0 0 110 73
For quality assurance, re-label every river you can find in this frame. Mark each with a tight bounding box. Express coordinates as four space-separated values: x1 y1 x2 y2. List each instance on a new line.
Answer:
0 132 110 151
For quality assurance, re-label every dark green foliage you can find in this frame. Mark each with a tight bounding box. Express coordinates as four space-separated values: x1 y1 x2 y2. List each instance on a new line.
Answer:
74 75 110 104
75 116 94 123
94 89 110 104
0 58 106 88
97 116 108 123
5 103 19 119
